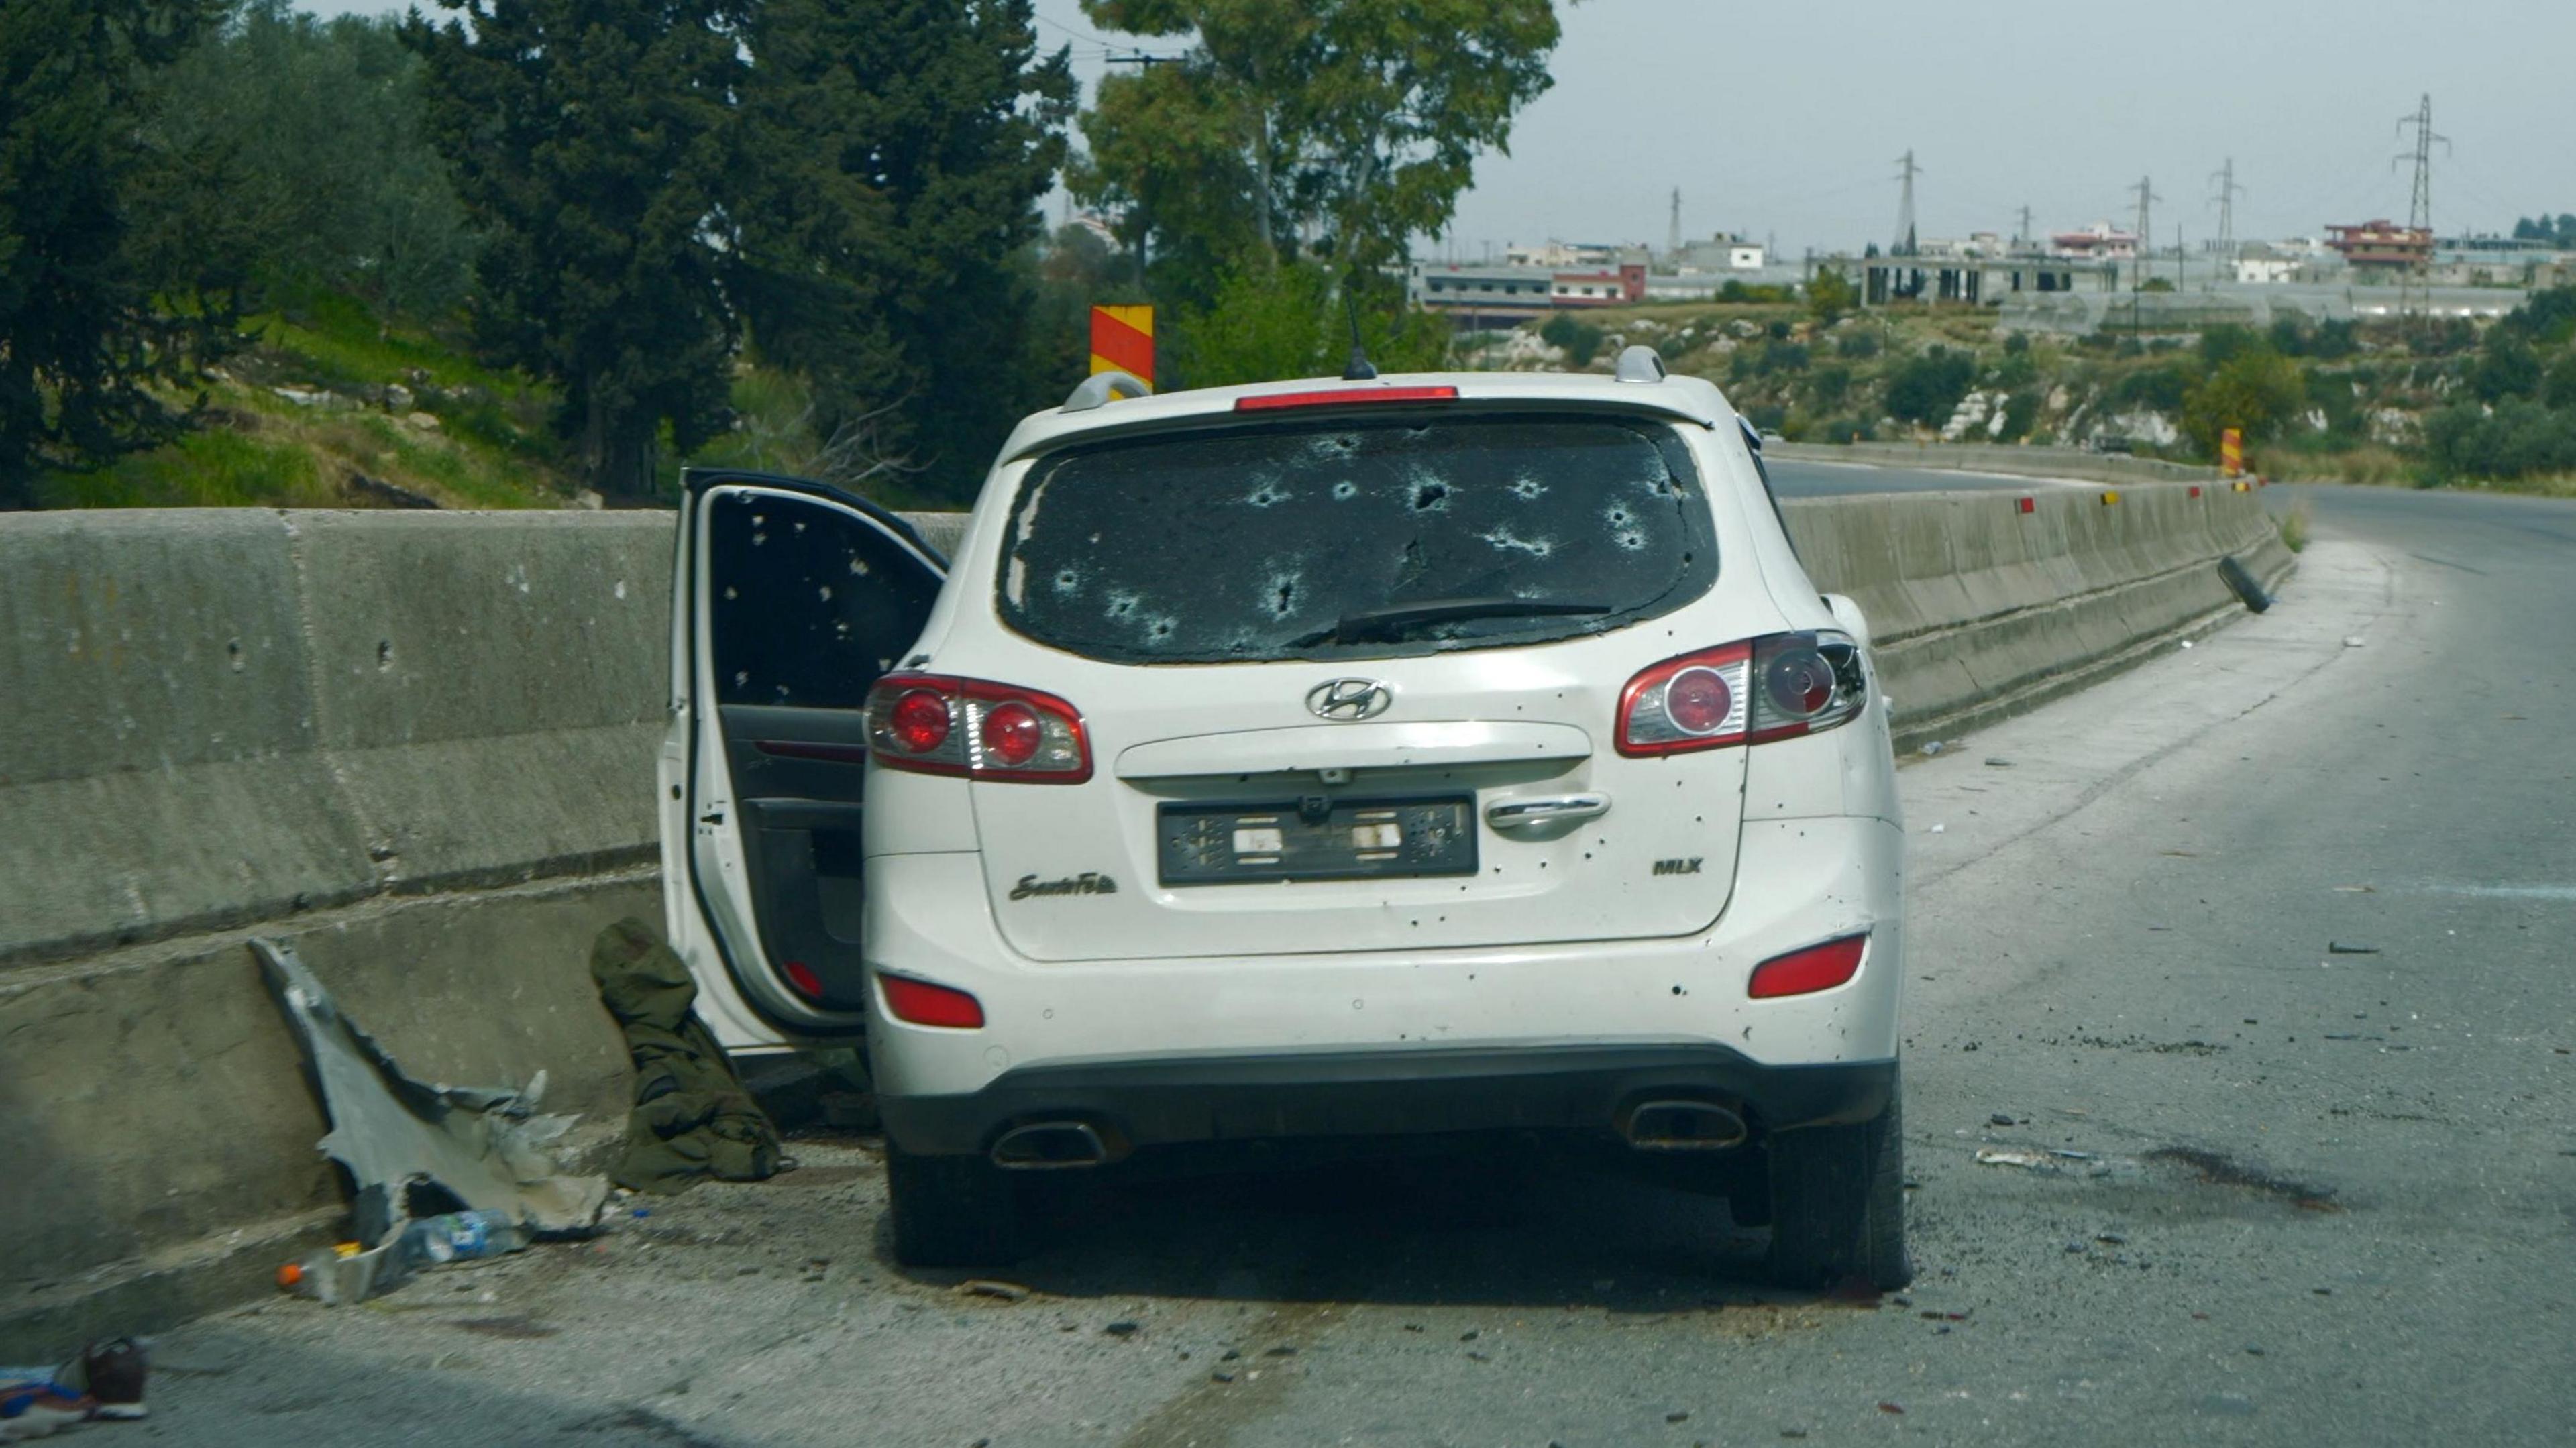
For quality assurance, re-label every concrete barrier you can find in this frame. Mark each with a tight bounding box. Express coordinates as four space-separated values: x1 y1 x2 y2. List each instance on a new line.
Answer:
0 484 2285 1355
1779 482 2294 749
1770 439 2218 487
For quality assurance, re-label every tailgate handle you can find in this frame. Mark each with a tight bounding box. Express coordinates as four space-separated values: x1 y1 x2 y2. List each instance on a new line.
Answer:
1484 793 1609 829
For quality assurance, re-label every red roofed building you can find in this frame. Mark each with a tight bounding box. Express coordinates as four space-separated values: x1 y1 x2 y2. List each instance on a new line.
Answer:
2325 220 2433 272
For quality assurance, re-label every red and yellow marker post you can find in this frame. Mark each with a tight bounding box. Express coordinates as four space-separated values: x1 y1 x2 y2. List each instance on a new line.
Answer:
1089 306 1155 391
2219 427 2243 478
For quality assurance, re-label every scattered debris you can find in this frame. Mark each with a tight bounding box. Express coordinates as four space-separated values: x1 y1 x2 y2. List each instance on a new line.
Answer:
2343 636 2366 648
1984 757 2013 767
1920 741 1945 756
254 938 606 1249
1988 1113 2017 1127
2327 942 2381 954
1928 823 1947 834
957 1280 1033 1304
0 1340 148 1434
452 1315 559 1340
1103 1322 1140 1339
1973 1146 2098 1171
1878 1401 1907 1415
2179 639 2193 649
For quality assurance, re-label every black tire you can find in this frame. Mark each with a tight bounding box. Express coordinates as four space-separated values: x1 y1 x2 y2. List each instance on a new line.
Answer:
2218 554 2272 613
884 1145 1024 1268
1763 1089 1911 1291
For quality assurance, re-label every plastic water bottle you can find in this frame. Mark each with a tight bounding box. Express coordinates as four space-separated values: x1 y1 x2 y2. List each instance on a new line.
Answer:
279 1211 531 1304
398 1210 532 1267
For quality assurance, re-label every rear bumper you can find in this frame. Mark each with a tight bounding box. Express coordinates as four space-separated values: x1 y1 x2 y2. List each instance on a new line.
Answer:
879 1044 1896 1158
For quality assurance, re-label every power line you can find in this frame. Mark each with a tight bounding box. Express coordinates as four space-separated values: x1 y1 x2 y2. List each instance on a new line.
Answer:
2208 158 2245 256
2393 93 2449 321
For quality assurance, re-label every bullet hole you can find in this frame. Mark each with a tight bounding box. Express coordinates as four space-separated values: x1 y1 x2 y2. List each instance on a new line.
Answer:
818 585 833 602
1105 592 1138 618
1671 985 1686 995
1511 476 1546 500
1054 569 1082 594
1605 504 1633 527
1147 617 1176 641
1332 481 1358 500
1411 480 1449 511
376 640 393 672
733 670 749 689
723 586 739 601
1246 481 1289 508
751 533 767 547
848 557 871 576
1613 529 1647 551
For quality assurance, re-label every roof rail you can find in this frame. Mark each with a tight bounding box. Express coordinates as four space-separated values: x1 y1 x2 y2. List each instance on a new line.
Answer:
1063 370 1152 412
1613 345 1667 383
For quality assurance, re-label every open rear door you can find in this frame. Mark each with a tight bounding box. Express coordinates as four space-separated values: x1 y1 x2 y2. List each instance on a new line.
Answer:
657 469 946 1051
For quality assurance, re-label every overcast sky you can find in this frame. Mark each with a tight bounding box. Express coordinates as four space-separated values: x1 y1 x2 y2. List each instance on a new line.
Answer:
313 1 2573 256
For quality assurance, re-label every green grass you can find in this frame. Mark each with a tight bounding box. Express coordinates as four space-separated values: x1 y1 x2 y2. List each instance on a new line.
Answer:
38 425 338 508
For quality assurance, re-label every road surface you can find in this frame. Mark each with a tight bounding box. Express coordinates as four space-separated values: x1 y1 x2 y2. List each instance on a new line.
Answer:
145 484 2575 1447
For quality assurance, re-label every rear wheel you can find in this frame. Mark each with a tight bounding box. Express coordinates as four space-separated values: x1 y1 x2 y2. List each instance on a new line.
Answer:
884 1145 1024 1268
1763 1089 1911 1290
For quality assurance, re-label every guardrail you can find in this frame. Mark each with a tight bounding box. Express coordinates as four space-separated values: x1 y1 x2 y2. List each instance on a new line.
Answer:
1769 439 2219 487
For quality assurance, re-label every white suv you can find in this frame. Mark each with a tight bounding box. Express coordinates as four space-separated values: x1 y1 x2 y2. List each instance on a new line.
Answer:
659 351 1909 1287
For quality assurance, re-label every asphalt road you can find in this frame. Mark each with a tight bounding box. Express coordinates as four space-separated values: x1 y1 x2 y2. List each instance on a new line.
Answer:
146 483 2574 1447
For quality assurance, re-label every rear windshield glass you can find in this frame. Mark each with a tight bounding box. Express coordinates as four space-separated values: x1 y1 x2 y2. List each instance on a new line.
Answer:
998 414 1715 663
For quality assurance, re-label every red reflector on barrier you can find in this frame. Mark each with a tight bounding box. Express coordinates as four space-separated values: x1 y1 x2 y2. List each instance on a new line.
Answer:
2016 496 2035 514
879 973 985 1029
2189 485 2202 498
1748 934 1868 999
2100 490 2121 506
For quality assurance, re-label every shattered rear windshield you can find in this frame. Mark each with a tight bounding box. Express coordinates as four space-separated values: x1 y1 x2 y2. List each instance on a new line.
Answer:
998 414 1716 663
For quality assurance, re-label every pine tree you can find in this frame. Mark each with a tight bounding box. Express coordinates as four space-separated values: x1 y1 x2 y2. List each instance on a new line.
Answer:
405 0 751 497
729 0 1072 502
0 0 228 500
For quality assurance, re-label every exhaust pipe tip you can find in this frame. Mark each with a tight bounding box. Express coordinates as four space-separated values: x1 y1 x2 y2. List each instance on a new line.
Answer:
1622 1099 1749 1152
990 1120 1110 1170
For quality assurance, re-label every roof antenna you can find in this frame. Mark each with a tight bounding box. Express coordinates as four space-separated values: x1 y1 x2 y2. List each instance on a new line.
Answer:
1340 282 1378 381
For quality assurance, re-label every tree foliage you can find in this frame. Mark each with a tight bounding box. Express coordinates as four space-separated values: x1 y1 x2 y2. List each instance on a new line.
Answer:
0 0 231 498
1071 0 1561 307
727 0 1071 500
1884 347 1973 425
145 1 475 317
2180 348 2306 454
405 0 749 496
1177 259 1446 387
1805 266 1854 324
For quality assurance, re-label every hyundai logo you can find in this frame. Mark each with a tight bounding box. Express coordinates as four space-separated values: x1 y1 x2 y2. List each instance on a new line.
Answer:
1306 677 1393 721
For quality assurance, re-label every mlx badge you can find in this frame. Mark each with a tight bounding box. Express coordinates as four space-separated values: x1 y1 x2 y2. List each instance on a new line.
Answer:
1010 871 1120 900
1652 858 1704 877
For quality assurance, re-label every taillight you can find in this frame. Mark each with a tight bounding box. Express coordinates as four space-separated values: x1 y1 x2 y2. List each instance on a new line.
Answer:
1616 632 1867 757
864 673 1091 783
877 972 986 1028
1748 934 1868 999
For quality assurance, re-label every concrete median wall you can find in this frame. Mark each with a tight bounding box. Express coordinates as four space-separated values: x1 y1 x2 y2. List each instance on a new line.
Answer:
0 486 2283 1355
1780 482 2295 749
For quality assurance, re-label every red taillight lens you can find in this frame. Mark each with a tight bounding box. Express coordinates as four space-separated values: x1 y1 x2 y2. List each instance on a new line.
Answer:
1617 632 1868 757
1748 934 1868 999
981 701 1042 767
1664 667 1735 734
877 973 985 1029
865 673 1091 783
888 689 952 754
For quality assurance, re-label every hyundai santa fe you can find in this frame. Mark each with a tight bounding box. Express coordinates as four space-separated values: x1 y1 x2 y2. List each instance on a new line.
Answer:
657 348 1910 1288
